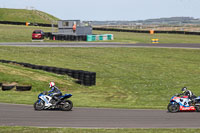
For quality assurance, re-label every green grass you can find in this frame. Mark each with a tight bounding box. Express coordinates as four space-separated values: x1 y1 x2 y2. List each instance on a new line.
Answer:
1 46 200 109
1 127 200 133
0 8 58 24
0 24 54 42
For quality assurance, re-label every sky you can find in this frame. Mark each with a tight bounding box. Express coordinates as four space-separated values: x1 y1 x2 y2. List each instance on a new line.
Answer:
0 0 200 21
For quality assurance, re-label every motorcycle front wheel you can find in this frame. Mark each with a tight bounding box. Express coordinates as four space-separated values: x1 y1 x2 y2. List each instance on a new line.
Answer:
34 100 45 111
168 103 179 113
61 100 73 111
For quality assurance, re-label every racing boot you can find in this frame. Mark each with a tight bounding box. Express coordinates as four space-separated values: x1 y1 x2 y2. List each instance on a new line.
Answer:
192 98 196 105
52 96 60 106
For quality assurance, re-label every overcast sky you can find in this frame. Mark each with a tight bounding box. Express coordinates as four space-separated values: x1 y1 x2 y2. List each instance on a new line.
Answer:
1 0 200 21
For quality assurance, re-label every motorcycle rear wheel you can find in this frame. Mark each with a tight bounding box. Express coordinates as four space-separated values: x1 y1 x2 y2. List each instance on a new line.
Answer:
168 103 179 113
34 100 45 111
61 100 73 111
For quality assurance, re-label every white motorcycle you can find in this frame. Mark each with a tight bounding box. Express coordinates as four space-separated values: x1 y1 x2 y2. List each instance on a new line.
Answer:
34 91 73 111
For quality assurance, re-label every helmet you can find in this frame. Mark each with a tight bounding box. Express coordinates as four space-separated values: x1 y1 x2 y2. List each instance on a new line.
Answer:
49 82 55 88
181 87 187 92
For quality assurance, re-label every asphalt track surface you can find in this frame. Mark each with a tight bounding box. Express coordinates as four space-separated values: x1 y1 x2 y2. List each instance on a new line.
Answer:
1 42 200 49
1 103 200 128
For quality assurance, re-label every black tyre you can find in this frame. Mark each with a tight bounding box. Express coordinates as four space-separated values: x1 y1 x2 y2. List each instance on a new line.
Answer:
48 67 56 72
37 65 44 70
52 68 60 74
22 63 32 67
31 65 37 69
67 70 74 77
195 105 200 112
16 86 32 91
83 79 92 86
42 66 49 71
34 100 45 111
57 68 66 75
168 103 179 113
2 85 15 91
61 100 73 111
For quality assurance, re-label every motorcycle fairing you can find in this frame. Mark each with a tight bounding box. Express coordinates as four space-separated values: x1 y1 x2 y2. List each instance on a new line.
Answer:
170 95 196 111
59 94 72 99
180 106 196 111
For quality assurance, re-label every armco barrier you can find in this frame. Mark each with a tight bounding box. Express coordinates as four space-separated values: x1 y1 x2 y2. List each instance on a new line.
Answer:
0 60 96 86
0 21 56 27
0 21 25 25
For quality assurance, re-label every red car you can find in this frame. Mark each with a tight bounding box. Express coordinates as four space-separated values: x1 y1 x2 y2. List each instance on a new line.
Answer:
32 30 45 40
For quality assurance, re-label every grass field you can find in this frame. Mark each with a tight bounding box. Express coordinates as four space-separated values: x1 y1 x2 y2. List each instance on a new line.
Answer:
1 46 200 109
0 24 53 42
1 127 200 133
2 24 200 43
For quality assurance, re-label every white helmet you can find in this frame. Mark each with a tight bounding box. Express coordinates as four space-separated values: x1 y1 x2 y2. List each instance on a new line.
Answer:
49 81 55 88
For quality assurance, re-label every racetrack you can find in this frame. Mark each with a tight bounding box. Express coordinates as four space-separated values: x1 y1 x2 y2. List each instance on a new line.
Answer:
1 103 200 128
1 42 200 49
1 43 200 128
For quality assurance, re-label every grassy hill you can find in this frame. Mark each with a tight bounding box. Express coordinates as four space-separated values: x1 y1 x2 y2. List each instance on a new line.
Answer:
0 8 59 24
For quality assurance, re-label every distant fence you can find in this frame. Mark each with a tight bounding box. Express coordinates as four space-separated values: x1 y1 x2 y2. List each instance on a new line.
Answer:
93 27 200 35
1 20 200 35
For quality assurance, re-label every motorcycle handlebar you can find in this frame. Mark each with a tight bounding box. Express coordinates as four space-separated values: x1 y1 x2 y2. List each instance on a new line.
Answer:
175 93 180 96
42 91 48 95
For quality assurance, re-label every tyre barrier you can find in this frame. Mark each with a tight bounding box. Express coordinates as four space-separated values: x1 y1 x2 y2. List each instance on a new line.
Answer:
47 67 58 73
83 72 96 86
2 85 15 91
66 69 75 77
0 60 96 86
47 34 87 41
0 60 12 63
31 65 37 69
41 66 49 71
73 70 81 79
36 65 44 70
16 86 32 91
0 84 32 91
22 63 32 68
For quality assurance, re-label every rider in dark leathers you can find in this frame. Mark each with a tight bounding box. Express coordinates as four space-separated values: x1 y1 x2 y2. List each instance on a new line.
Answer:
48 82 62 105
179 87 196 104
